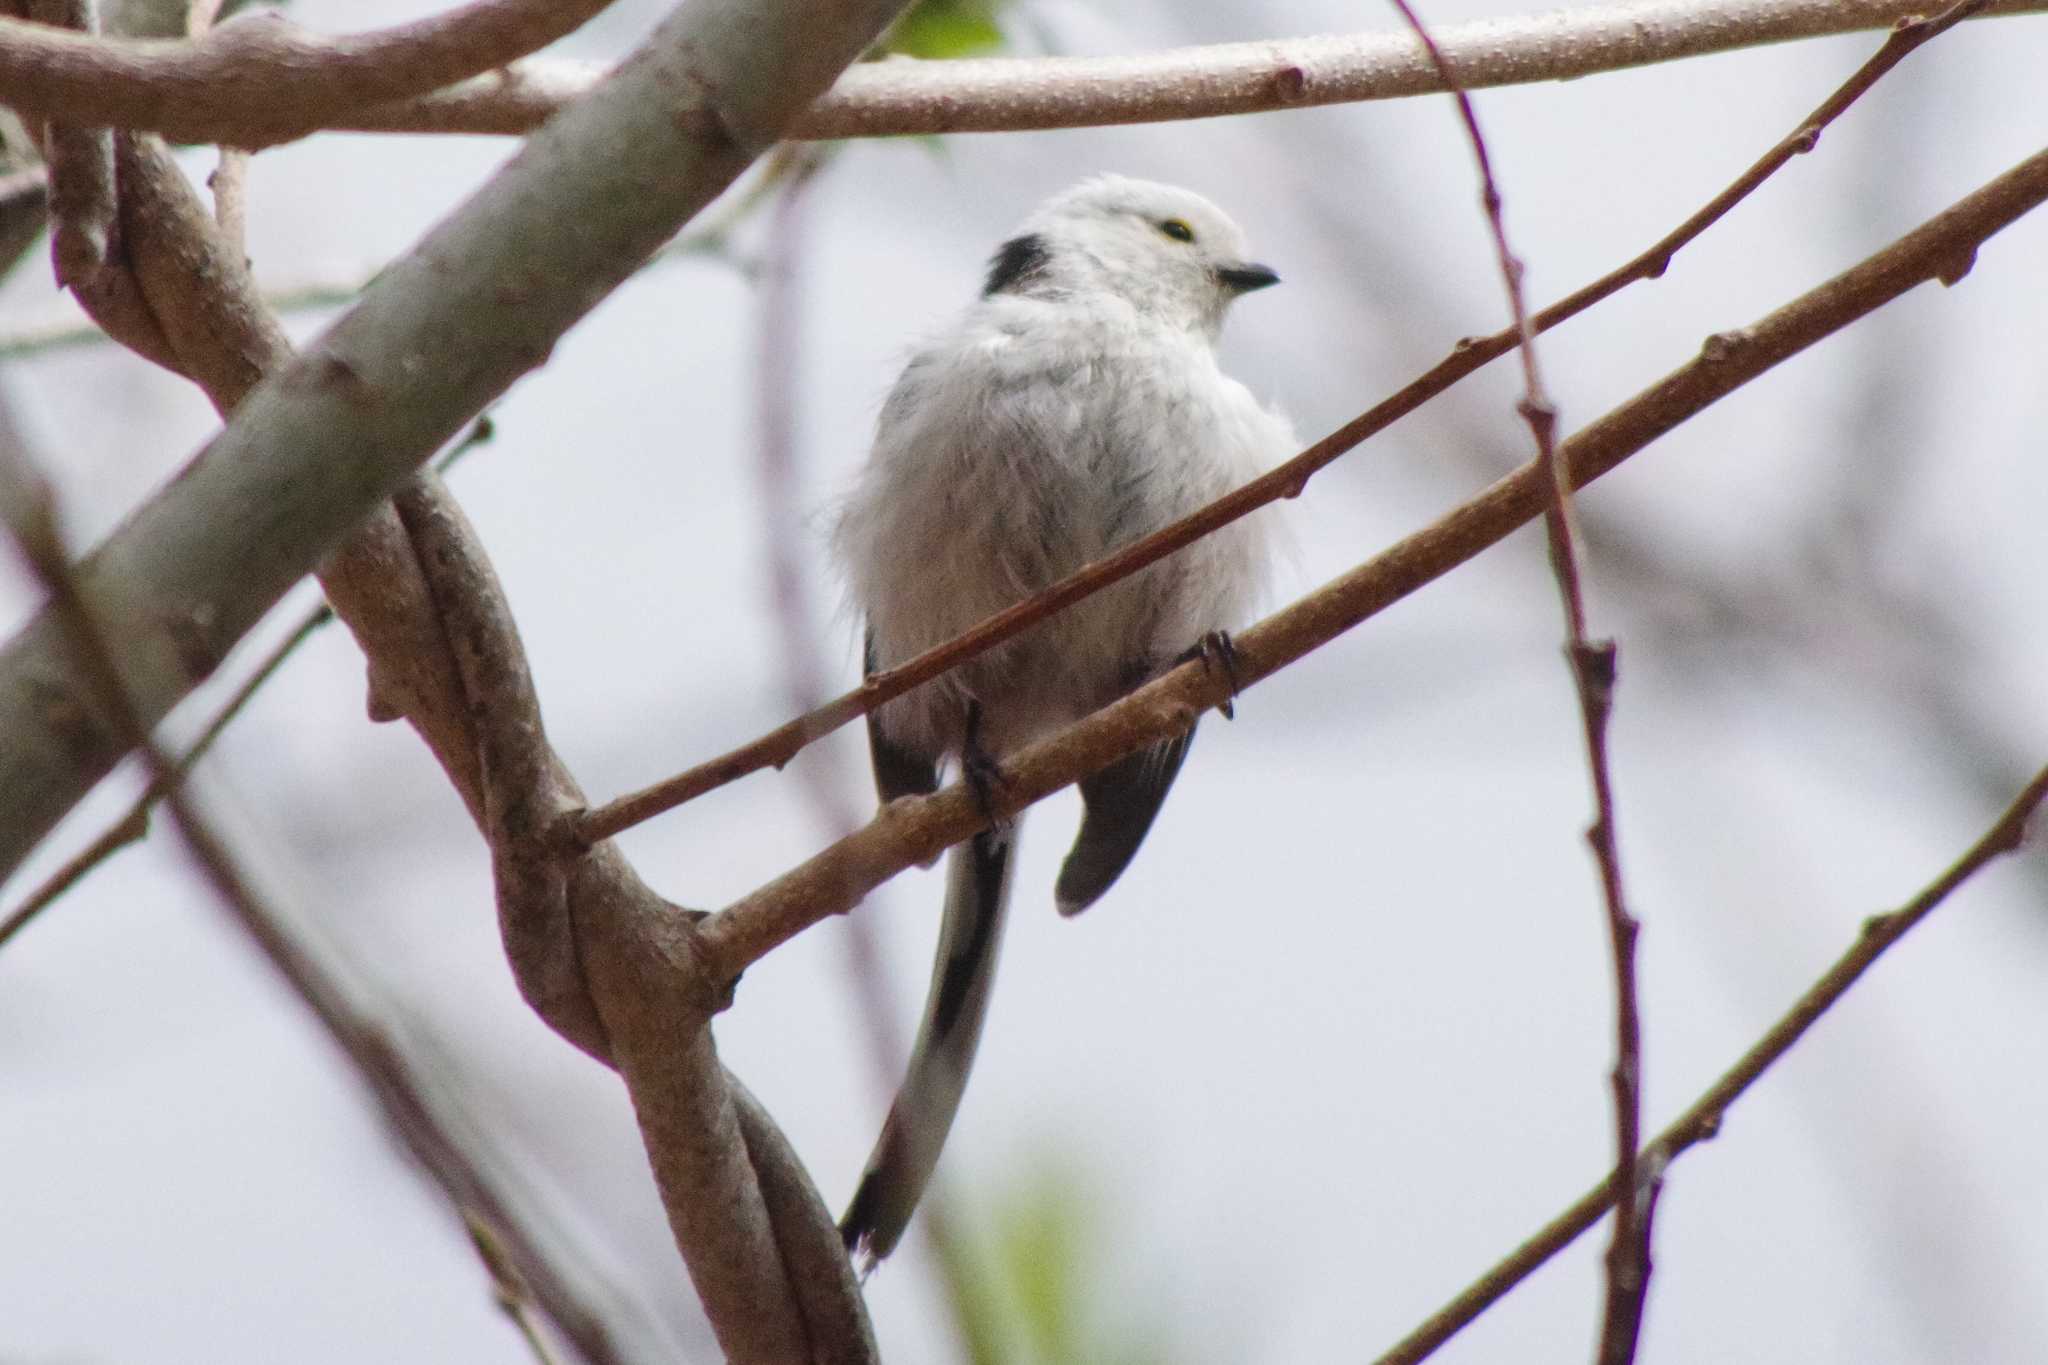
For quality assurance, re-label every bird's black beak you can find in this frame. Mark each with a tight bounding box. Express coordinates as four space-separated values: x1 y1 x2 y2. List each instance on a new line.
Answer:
1216 262 1281 294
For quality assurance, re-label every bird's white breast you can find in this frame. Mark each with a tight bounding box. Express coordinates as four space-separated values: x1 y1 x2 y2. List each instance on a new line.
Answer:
836 294 1292 759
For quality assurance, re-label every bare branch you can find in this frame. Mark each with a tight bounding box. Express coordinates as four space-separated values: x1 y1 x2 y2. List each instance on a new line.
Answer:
396 469 871 1361
0 372 656 1365
0 599 330 951
205 148 247 249
0 1 912 1356
0 0 915 882
0 0 621 148
692 142 2048 982
352 0 2048 141
28 0 116 286
1383 0 1652 1354
575 0 1995 845
1373 761 2048 1365
180 0 220 38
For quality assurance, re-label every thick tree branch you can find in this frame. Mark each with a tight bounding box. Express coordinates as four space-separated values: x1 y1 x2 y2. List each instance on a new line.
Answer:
0 0 619 148
0 0 911 1356
692 142 2048 982
351 0 2048 141
1373 760 2048 1365
0 0 909 882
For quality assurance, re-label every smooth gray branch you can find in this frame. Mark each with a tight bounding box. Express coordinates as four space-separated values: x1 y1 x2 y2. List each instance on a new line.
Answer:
0 0 907 882
352 0 2048 141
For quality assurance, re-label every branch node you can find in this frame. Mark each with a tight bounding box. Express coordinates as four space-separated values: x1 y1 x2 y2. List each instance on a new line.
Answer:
1270 63 1308 102
1937 245 1978 286
1697 328 1752 363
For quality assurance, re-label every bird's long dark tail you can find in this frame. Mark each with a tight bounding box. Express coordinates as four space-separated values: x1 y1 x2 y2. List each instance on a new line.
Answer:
841 821 1017 1269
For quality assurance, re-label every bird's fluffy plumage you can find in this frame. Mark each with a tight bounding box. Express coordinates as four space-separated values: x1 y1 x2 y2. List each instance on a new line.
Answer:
835 174 1294 761
832 175 1295 1266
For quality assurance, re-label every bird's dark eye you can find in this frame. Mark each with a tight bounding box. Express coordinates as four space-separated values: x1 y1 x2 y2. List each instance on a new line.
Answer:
1157 218 1196 243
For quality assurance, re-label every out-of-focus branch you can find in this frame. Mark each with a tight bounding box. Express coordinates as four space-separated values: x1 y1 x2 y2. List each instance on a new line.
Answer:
353 0 2048 141
0 385 656 1365
0 598 329 951
0 0 620 148
575 0 1995 845
1373 760 2048 1365
0 163 50 276
693 142 2048 982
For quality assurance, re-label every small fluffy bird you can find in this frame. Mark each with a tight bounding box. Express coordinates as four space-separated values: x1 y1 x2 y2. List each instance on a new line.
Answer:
832 174 1294 1266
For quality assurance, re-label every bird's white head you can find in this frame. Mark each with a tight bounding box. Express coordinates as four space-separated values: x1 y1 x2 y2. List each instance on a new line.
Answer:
982 174 1280 339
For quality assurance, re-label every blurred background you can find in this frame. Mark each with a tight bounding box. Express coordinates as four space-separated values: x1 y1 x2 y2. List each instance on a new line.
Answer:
3 0 2046 1360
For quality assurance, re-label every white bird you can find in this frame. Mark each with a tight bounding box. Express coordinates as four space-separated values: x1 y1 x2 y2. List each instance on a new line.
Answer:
831 174 1294 1267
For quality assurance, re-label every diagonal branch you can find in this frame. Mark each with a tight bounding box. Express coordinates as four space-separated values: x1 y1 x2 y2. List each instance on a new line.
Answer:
691 142 2048 984
1372 760 2048 1365
0 0 620 148
0 0 912 883
352 0 2048 141
575 0 1998 846
0 0 914 1357
0 382 656 1365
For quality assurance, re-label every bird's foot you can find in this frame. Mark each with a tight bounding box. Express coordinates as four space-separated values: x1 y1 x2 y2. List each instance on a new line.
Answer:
1182 629 1243 720
961 701 1013 829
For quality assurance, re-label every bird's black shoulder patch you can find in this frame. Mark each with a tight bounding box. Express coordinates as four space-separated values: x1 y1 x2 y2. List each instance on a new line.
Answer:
982 233 1049 297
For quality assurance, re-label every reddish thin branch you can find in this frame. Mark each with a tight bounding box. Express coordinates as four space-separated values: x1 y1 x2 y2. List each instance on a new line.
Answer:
1374 760 2048 1365
1382 0 1652 1354
574 3 1986 847
0 0 620 148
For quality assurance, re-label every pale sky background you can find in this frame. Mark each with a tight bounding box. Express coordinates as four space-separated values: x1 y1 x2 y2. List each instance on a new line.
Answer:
4 1 2048 1362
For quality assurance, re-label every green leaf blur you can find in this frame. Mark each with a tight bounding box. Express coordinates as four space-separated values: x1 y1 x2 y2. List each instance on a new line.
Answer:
879 0 1008 60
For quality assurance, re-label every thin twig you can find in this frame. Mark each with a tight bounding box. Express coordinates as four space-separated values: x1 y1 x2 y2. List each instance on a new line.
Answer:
465 1214 572 1365
1373 761 2048 1365
0 215 753 363
691 141 2048 983
0 416 494 951
351 0 2046 141
0 398 648 1365
573 3 1984 847
182 0 224 37
1382 1 1648 1355
206 148 248 249
0 599 330 951
750 141 910 1081
181 0 248 253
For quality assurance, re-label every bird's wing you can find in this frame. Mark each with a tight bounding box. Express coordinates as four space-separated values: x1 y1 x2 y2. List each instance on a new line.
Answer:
842 823 1017 1267
864 625 940 804
1054 721 1198 916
